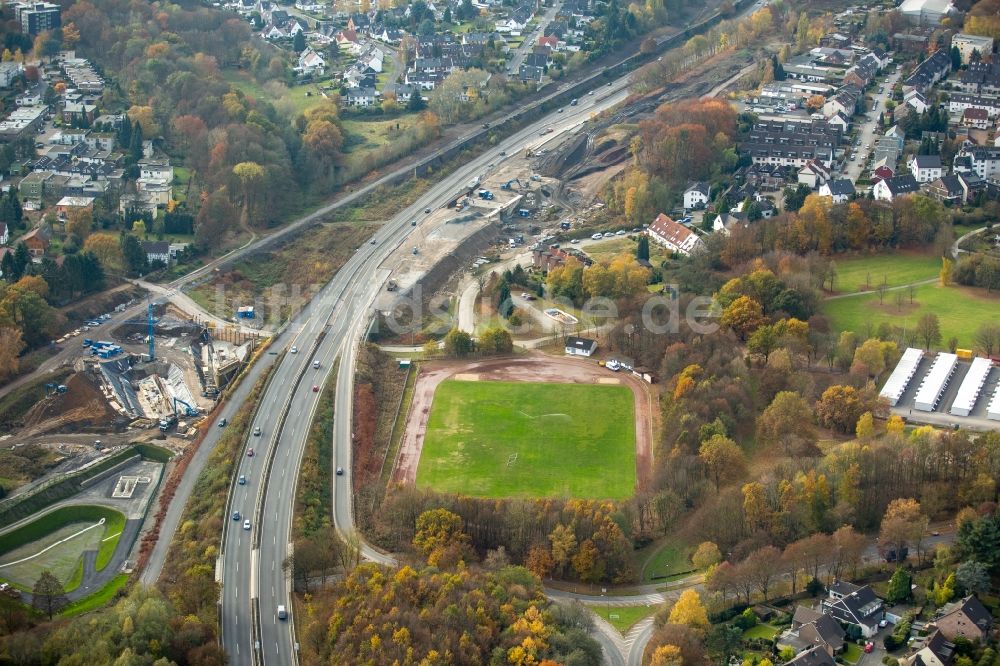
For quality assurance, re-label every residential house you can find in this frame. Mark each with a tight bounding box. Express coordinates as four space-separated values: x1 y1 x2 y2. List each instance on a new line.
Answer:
0 62 22 88
0 222 7 246
828 111 850 131
962 107 991 130
737 163 792 190
949 93 1000 119
647 213 704 256
819 178 856 203
931 595 992 642
952 33 994 64
141 240 170 265
20 227 49 257
742 119 840 168
955 146 1000 179
779 606 847 656
901 630 956 666
564 336 597 357
713 211 748 235
784 645 837 666
905 89 929 114
519 64 544 82
18 170 52 202
683 182 710 210
119 191 158 217
824 88 859 118
954 61 1000 95
905 49 951 93
55 196 94 218
909 154 944 183
843 54 879 88
296 47 326 76
923 174 967 205
62 102 96 125
344 87 378 107
821 581 885 638
798 160 832 188
874 174 921 200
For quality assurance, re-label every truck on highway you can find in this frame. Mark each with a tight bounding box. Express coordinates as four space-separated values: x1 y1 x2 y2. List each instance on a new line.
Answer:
467 176 480 189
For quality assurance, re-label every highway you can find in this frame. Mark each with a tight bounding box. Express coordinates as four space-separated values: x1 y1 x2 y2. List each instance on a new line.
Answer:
219 81 631 665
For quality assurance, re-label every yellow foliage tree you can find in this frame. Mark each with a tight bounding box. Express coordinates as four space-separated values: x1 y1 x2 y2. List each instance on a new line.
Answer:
667 589 709 629
650 645 684 666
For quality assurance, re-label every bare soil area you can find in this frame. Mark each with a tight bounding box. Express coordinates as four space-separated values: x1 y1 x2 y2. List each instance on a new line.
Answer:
392 353 655 492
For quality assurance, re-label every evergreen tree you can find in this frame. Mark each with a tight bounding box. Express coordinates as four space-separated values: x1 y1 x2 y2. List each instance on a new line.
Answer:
11 242 30 279
293 30 306 53
120 232 148 276
636 235 650 261
496 281 513 318
886 567 912 603
443 6 451 23
407 89 426 111
128 121 144 164
0 248 14 281
771 54 785 81
118 117 131 149
951 45 962 70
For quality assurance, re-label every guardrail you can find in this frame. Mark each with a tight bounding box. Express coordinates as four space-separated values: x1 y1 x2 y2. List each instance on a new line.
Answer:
249 326 328 666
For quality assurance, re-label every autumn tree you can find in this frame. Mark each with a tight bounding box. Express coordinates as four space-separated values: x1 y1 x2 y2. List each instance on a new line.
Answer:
880 498 928 564
757 391 818 456
443 328 473 357
815 385 865 434
549 523 577 578
232 161 266 227
82 232 124 271
698 435 746 490
721 295 765 341
691 541 722 570
64 208 93 243
650 644 684 666
413 508 471 566
916 313 942 349
668 589 709 629
32 570 67 619
973 322 1000 357
0 326 25 382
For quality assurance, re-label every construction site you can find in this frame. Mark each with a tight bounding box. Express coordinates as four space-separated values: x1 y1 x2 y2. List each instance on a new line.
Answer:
5 302 261 447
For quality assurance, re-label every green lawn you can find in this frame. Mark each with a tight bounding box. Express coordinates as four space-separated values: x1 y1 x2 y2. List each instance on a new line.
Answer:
582 236 672 265
0 505 126 590
642 540 694 583
223 71 331 117
843 642 863 664
416 380 636 499
822 282 1000 348
743 623 779 640
830 253 941 293
59 574 129 617
589 604 655 634
341 116 419 151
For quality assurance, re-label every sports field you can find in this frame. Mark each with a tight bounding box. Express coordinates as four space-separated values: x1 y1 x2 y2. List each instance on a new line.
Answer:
416 380 636 499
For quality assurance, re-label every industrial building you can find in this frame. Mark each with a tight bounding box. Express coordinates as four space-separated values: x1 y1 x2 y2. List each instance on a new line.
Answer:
882 350 999 425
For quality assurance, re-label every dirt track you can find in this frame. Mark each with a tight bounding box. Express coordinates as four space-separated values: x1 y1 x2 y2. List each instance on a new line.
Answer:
392 353 656 491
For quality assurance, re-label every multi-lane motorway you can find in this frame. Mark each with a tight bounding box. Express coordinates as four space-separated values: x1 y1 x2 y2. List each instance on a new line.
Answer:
218 81 632 665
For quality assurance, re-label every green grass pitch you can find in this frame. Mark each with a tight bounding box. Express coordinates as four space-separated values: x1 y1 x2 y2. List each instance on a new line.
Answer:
416 380 636 500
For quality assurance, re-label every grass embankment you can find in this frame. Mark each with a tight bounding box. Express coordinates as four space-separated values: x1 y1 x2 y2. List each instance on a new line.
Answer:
589 604 656 634
186 221 376 325
156 370 271 623
829 253 940 293
823 282 999 348
0 505 126 591
742 623 779 640
417 380 636 500
641 539 695 583
293 366 337 539
58 574 129 617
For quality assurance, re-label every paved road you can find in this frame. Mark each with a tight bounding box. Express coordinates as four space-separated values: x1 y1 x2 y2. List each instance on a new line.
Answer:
218 82 630 666
842 68 902 185
508 1 564 74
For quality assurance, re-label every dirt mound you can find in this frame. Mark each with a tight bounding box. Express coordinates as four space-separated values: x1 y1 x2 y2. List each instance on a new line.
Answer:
20 373 117 436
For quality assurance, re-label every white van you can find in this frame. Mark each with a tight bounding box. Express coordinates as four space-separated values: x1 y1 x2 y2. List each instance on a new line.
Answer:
277 605 287 620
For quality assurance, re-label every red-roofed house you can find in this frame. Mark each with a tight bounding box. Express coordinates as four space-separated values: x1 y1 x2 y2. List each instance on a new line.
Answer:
538 35 558 49
646 214 703 256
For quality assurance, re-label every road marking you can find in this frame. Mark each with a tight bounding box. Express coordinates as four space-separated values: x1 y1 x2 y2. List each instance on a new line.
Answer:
0 519 105 568
101 531 122 542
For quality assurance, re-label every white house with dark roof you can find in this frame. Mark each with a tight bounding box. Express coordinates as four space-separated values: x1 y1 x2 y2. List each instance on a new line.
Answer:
909 154 944 182
874 174 920 201
779 606 847 657
822 581 885 638
647 213 703 256
784 645 837 666
818 178 856 203
564 336 597 357
683 182 710 210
